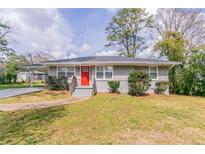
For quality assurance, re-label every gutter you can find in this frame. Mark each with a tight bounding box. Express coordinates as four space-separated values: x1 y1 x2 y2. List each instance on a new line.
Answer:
42 61 180 66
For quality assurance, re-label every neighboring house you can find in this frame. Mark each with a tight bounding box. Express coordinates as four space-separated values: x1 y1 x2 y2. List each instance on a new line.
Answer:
40 56 180 96
17 71 46 82
19 64 48 82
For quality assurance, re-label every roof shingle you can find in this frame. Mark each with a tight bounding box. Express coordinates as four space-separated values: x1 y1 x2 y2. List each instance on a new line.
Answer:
42 56 180 65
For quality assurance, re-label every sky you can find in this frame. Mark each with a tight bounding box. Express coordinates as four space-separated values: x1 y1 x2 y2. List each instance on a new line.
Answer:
0 8 157 59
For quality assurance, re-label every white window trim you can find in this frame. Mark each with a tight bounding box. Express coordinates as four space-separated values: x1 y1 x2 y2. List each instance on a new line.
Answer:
56 66 75 78
149 66 158 81
48 66 58 77
95 66 113 80
95 66 104 80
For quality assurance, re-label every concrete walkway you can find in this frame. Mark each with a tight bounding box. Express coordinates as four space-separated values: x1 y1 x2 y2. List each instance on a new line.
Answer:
0 97 89 111
0 87 44 99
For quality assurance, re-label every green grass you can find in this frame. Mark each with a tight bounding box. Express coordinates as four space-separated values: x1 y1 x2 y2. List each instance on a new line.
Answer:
0 82 45 90
0 93 205 144
0 90 70 104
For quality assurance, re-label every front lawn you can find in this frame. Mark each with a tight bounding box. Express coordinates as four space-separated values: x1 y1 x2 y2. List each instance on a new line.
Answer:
0 90 70 104
0 93 205 144
0 82 45 90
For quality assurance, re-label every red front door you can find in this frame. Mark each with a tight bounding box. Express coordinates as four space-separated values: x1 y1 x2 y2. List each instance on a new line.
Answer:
81 66 89 86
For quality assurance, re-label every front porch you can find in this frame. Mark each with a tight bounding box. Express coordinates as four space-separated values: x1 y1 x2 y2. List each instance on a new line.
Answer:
69 66 96 97
53 65 96 97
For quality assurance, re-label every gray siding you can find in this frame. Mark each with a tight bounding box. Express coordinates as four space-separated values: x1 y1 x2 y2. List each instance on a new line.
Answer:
95 65 149 93
113 66 135 80
95 80 129 93
95 80 109 92
95 65 169 94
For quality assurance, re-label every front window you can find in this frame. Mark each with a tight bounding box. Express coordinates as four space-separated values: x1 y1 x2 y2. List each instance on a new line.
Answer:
58 66 75 78
49 66 57 77
105 66 113 79
96 66 113 79
67 66 75 78
58 67 66 77
96 66 104 79
149 67 157 80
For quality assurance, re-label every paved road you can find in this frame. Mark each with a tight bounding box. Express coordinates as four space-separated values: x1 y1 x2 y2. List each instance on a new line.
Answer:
0 97 89 111
0 87 44 99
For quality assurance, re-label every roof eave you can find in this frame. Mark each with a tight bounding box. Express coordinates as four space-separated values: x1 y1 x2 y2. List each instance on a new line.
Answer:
43 61 181 66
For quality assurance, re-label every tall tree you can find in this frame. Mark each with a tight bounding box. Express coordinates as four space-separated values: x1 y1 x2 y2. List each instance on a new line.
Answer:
0 22 14 60
6 53 21 73
155 31 186 62
155 31 186 93
153 8 205 58
105 8 153 57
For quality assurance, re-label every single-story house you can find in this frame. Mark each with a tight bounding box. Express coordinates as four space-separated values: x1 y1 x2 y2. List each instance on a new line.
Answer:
18 64 48 83
17 71 46 82
40 56 180 97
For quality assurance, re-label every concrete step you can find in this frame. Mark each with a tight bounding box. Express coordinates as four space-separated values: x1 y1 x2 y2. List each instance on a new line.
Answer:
72 87 93 97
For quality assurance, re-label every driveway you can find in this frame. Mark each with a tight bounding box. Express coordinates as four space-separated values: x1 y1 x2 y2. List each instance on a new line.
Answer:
0 97 89 111
0 87 44 99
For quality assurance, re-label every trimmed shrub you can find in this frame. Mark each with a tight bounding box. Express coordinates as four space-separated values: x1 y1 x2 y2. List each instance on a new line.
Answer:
108 80 120 93
156 82 168 94
128 70 150 96
60 76 69 90
46 76 69 90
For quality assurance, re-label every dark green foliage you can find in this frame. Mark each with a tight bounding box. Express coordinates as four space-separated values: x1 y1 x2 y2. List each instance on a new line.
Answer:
128 70 151 96
0 73 20 84
107 80 120 93
155 31 185 62
155 30 205 96
46 76 68 90
170 53 205 96
156 82 169 94
12 73 17 83
6 72 13 83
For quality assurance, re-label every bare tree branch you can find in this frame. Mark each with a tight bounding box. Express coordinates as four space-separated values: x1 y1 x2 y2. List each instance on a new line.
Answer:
152 8 205 58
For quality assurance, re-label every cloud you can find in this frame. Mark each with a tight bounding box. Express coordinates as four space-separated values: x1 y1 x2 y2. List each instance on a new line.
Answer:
95 50 118 56
79 43 91 52
0 8 89 59
67 52 78 59
66 43 91 56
